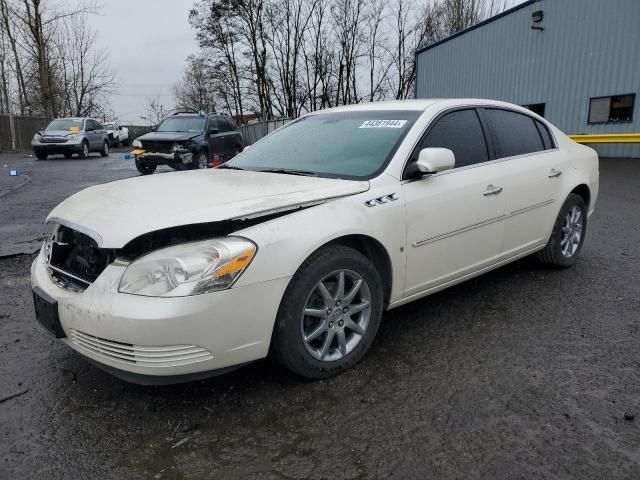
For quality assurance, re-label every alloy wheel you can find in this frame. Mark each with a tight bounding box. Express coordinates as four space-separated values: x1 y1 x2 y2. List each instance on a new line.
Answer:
301 269 372 362
561 205 583 257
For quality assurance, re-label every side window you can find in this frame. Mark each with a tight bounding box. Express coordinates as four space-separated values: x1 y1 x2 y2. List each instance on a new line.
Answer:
216 118 231 132
485 109 544 158
226 118 238 131
535 120 555 150
208 118 219 132
94 120 104 130
420 109 489 168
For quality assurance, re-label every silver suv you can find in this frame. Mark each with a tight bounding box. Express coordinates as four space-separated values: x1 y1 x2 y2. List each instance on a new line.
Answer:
32 118 110 160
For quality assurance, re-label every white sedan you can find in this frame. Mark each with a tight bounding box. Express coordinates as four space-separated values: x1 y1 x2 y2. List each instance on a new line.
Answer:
31 99 599 384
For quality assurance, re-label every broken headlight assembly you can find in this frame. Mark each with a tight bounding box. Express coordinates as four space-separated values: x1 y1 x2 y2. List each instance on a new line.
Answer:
118 237 257 297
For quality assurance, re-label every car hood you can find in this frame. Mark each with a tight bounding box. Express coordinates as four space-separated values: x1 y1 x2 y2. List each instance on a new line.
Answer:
40 130 77 137
138 131 201 142
47 170 369 248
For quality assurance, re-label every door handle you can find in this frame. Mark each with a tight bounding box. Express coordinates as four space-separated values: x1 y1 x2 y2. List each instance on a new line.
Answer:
548 168 562 178
483 185 503 196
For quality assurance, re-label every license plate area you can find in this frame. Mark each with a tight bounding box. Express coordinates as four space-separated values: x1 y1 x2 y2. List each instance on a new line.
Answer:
32 287 66 338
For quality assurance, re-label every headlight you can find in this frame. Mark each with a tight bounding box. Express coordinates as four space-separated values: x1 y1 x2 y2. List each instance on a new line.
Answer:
67 133 80 140
172 143 188 152
118 237 257 297
33 133 42 141
132 139 142 148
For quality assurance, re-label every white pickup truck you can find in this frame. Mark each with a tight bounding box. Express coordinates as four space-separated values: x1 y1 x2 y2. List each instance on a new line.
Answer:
103 122 129 147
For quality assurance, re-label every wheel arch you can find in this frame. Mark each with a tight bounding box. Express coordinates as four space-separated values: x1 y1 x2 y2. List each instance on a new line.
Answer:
322 234 393 309
570 183 591 209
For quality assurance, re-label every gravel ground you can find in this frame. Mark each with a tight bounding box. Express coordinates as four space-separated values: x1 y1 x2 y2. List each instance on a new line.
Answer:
0 153 639 479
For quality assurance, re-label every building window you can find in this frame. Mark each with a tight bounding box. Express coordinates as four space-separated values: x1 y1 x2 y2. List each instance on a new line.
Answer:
588 94 635 124
523 103 545 117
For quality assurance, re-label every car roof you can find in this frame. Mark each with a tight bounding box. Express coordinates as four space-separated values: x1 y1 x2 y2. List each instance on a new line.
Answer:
314 98 532 114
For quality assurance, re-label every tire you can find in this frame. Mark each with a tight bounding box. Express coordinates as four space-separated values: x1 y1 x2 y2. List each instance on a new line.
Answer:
78 141 89 159
64 153 72 159
272 245 384 379
135 157 156 175
35 151 47 160
537 193 588 267
192 151 209 169
100 140 109 157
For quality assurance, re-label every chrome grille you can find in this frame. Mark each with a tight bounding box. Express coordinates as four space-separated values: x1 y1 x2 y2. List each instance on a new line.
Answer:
140 140 174 153
46 226 115 292
70 330 214 367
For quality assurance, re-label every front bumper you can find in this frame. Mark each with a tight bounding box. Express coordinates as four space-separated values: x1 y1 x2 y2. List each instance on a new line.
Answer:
136 151 193 165
32 140 83 154
31 248 290 382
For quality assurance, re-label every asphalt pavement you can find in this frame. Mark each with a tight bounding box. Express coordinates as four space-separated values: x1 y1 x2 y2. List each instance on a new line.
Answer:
0 152 639 479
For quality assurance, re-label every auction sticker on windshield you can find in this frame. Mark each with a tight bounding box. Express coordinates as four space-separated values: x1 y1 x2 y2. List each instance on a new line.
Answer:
359 120 407 129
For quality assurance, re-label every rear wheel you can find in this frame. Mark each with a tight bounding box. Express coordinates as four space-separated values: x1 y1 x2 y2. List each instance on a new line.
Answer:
64 153 72 159
78 141 89 159
537 193 587 267
272 245 383 379
135 157 156 175
100 140 109 157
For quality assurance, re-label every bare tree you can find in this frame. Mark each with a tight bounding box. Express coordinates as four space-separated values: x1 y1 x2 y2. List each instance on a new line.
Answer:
439 0 506 35
172 55 217 113
55 13 116 117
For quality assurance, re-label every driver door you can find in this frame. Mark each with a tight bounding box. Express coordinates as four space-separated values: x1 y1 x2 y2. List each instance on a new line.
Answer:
402 108 506 298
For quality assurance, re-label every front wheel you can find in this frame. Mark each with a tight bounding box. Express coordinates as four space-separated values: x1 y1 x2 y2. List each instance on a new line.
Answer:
100 140 109 157
272 245 384 379
537 193 588 267
135 157 156 175
78 141 89 159
192 151 209 169
35 151 48 160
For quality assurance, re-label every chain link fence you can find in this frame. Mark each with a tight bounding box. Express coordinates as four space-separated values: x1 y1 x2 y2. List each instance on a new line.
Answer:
0 115 51 152
239 118 292 145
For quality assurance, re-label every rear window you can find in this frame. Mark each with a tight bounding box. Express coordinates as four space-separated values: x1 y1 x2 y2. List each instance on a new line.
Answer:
485 109 544 158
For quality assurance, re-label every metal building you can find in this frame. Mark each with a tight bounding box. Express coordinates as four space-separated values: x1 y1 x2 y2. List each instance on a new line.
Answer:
415 0 640 158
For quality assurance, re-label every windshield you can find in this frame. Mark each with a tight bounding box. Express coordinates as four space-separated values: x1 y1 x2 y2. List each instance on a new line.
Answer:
46 119 84 131
104 123 115 129
157 116 206 133
227 110 419 179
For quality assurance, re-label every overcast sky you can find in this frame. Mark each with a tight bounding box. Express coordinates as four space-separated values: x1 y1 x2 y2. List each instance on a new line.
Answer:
90 0 198 124
88 0 522 124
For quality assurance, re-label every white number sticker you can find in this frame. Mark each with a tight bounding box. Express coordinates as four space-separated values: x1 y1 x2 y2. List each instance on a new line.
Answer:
359 120 407 129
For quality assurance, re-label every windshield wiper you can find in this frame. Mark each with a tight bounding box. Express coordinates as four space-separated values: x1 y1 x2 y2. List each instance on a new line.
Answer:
258 168 318 177
217 164 245 170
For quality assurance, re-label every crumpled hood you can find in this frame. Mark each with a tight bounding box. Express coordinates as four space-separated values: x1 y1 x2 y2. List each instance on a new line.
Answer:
47 170 369 248
138 131 200 142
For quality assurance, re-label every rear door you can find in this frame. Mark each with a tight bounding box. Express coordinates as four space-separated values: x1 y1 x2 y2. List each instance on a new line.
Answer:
483 108 568 258
402 108 507 297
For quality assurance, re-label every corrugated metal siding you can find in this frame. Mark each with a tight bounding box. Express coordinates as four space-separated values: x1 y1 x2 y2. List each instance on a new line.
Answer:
416 0 640 157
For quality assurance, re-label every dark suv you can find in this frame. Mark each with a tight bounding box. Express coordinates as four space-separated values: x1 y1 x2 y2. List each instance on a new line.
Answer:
131 112 244 175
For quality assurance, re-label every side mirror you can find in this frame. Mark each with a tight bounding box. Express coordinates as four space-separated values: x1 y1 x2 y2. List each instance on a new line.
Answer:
209 128 219 135
416 147 455 174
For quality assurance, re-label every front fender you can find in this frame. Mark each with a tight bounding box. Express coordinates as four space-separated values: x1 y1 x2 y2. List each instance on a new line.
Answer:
233 180 407 303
